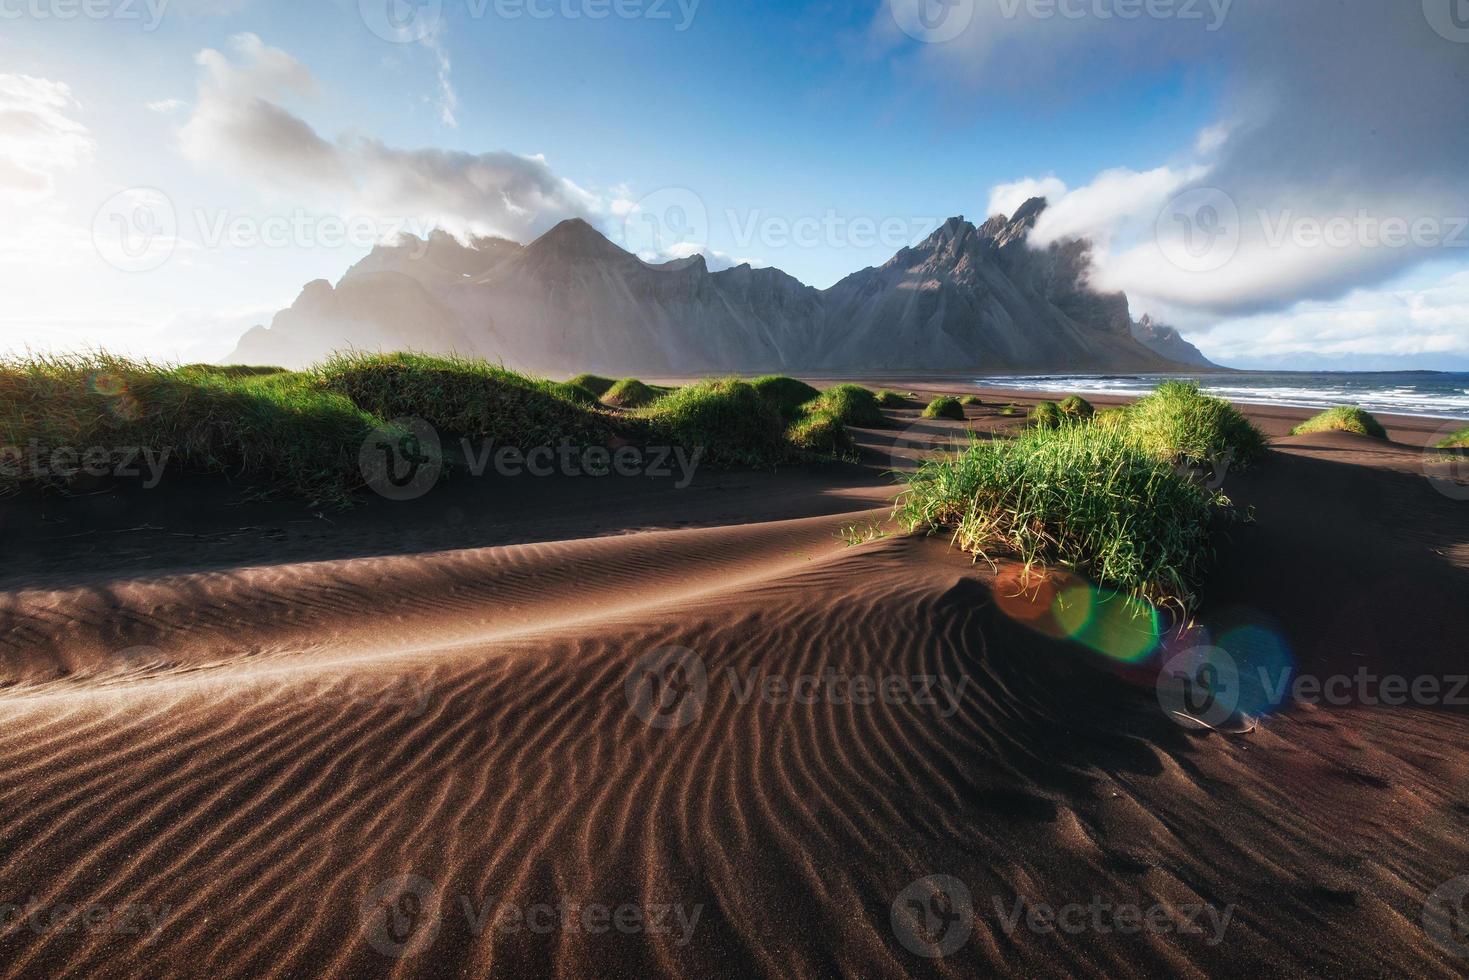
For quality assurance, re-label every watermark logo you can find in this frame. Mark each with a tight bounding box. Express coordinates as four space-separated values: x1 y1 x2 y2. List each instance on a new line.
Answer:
891 874 973 958
625 646 707 729
623 187 709 268
1156 645 1240 729
1423 0 1469 43
1424 876 1469 958
889 0 975 43
361 874 442 958
1424 422 1469 501
1156 187 1240 273
359 418 444 501
995 0 1232 30
93 187 176 273
359 0 442 43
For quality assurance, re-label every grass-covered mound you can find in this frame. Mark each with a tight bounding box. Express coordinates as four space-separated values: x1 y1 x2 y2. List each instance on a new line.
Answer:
807 384 884 427
550 381 600 406
600 378 663 409
786 410 856 457
751 375 821 421
180 364 287 379
874 389 907 408
1059 395 1094 420
1439 427 1469 449
1 353 380 503
922 396 966 421
1290 406 1387 440
1031 401 1063 430
1123 381 1267 468
319 351 615 446
641 378 790 468
568 373 617 398
898 424 1226 610
959 395 982 406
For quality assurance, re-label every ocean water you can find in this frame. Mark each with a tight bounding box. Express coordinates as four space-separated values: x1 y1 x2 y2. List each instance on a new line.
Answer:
976 372 1469 421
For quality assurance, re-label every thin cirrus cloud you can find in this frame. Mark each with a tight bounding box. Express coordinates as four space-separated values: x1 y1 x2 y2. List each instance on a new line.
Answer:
176 34 597 244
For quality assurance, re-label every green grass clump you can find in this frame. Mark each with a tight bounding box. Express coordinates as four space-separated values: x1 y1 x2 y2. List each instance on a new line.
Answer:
319 351 614 446
751 375 822 421
898 424 1225 610
549 381 600 406
874 389 907 408
959 395 982 407
999 404 1020 417
1059 395 1094 420
1 353 380 503
1439 427 1469 449
567 373 617 398
1123 381 1267 468
1290 406 1387 440
1031 401 1063 430
922 396 966 421
641 378 789 468
807 384 884 427
180 363 287 378
786 409 856 457
601 378 662 409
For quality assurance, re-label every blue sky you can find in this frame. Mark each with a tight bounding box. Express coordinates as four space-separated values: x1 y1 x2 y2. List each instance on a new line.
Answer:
2 0 1466 367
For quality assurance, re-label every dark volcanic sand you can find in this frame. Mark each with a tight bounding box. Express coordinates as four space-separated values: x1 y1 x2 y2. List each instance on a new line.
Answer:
1 388 1467 978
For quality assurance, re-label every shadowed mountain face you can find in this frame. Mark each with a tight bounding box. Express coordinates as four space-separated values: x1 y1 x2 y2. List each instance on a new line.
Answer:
1130 314 1217 368
229 200 1207 373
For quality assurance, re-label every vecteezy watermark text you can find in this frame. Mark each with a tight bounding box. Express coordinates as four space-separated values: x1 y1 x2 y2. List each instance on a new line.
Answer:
0 443 170 489
360 875 702 959
0 898 173 939
994 894 1235 946
626 646 971 729
0 0 168 30
997 0 1232 30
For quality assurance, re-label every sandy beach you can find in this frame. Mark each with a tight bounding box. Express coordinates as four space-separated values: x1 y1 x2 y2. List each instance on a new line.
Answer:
2 386 1467 978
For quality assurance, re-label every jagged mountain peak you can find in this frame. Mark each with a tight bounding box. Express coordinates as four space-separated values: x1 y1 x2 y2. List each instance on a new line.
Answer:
527 218 631 261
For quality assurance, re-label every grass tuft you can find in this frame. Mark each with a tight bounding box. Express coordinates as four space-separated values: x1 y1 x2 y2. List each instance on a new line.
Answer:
601 378 663 409
641 378 789 468
0 352 379 503
808 384 884 427
1059 395 1094 420
898 424 1226 611
1031 401 1063 430
319 351 615 447
567 373 617 398
786 409 856 457
874 389 907 408
751 376 822 421
959 395 982 406
1290 406 1388 440
1439 427 1469 449
922 396 966 421
1122 381 1267 468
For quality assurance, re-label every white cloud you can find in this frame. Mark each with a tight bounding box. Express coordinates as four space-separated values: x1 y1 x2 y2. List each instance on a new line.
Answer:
147 98 188 114
0 74 94 204
177 35 598 243
987 176 1066 221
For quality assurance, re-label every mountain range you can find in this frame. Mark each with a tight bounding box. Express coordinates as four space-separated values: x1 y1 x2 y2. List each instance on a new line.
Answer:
228 198 1216 374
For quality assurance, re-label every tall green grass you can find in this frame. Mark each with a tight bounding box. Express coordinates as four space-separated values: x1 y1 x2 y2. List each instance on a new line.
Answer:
0 352 380 503
1290 406 1387 439
898 424 1225 610
1123 381 1267 468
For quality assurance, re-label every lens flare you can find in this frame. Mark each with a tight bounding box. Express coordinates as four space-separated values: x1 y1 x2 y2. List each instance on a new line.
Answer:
90 371 127 397
991 565 1161 663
